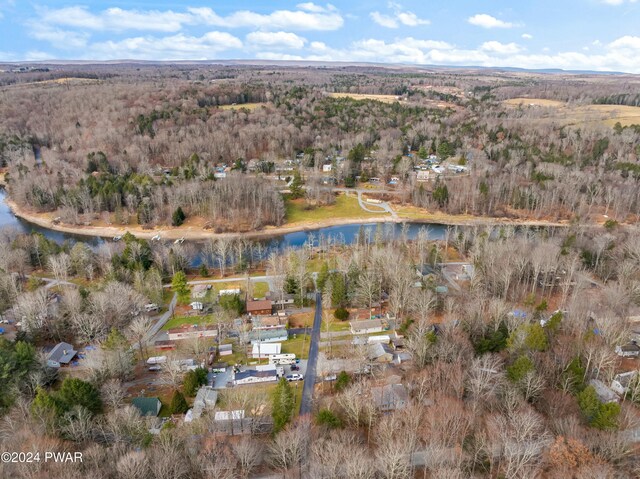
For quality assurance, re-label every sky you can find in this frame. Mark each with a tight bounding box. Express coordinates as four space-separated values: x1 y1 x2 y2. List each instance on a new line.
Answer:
1 0 640 72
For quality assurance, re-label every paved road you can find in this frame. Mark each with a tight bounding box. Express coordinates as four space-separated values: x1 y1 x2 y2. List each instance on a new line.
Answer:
143 292 177 344
299 291 322 416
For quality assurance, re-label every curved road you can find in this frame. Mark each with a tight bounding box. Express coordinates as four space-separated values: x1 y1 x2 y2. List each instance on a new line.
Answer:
299 291 322 416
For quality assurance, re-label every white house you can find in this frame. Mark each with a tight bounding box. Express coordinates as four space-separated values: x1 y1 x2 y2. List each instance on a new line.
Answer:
589 379 619 403
234 368 278 385
190 302 204 311
416 170 431 182
611 371 637 396
615 343 640 358
219 288 241 296
168 326 217 341
350 319 383 335
251 342 282 358
322 164 332 172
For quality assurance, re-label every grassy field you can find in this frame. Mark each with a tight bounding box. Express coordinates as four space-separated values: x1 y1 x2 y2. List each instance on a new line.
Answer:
251 281 269 299
162 314 217 330
285 194 387 224
281 334 311 359
328 92 402 103
503 98 640 128
218 103 266 111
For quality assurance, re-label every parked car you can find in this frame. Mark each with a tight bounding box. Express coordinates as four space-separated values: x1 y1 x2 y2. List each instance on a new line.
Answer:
290 364 300 371
286 373 304 382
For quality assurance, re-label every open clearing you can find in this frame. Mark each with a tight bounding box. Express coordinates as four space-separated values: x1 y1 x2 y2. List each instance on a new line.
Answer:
217 102 266 111
285 193 388 224
504 98 640 127
328 92 402 103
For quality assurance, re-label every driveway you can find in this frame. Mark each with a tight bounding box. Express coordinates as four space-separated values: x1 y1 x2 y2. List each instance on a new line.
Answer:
299 292 322 415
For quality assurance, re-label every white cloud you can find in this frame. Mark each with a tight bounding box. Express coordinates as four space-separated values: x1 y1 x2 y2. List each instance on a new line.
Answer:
29 25 89 49
600 0 638 4
522 33 533 40
468 14 517 29
35 4 344 34
36 6 193 32
188 5 343 31
251 34 640 73
480 41 523 54
87 31 242 61
246 31 307 50
370 4 429 29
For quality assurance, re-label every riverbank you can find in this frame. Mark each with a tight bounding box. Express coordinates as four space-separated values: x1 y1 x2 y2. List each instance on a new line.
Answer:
3 195 576 242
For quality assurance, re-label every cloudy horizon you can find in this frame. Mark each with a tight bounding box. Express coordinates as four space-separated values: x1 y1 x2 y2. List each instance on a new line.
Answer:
1 1 640 73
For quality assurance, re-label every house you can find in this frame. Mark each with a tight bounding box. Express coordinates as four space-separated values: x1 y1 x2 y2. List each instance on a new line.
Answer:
46 342 77 368
218 344 233 356
154 340 176 350
589 379 619 403
234 368 278 385
214 410 245 421
615 343 640 358
371 384 409 411
247 299 273 316
322 164 332 172
350 319 383 335
416 170 431 182
190 302 204 311
219 288 241 296
390 336 405 350
248 328 288 344
190 386 218 420
368 342 394 363
251 342 282 359
611 371 637 396
266 292 295 308
168 325 217 341
252 315 286 331
132 397 162 417
416 264 437 280
192 284 211 299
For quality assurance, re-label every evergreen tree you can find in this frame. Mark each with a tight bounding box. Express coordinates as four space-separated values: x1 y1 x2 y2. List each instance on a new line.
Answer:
317 261 330 291
183 367 208 397
331 273 347 308
272 378 294 433
171 271 191 304
172 206 186 226
289 170 304 199
57 377 102 415
170 390 189 414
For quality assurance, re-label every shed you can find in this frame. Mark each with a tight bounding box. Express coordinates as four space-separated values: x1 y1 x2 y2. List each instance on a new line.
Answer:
615 343 640 358
218 344 233 356
132 397 162 417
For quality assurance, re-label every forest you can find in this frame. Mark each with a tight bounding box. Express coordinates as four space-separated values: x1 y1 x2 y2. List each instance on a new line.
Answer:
1 64 640 232
1 63 640 479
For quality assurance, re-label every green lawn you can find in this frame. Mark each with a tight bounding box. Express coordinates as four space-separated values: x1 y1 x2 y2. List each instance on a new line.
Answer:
285 193 387 224
251 281 269 299
162 314 217 330
281 334 311 359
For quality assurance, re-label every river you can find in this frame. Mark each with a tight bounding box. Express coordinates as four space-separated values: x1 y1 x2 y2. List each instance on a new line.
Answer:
0 188 454 264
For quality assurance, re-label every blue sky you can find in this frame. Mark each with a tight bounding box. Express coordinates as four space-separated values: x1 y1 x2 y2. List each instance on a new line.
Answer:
1 0 640 72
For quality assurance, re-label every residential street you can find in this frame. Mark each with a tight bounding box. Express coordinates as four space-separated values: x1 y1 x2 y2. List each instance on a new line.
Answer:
299 291 322 415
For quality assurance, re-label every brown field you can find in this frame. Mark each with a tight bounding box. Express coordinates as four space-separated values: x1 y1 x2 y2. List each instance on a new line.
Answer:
328 92 402 103
504 98 640 127
217 102 266 111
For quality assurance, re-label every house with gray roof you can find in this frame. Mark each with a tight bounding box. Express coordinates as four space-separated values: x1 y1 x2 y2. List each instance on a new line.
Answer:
46 342 77 368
